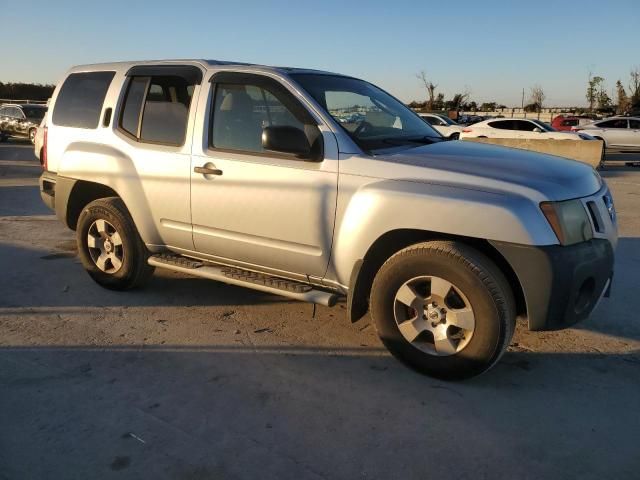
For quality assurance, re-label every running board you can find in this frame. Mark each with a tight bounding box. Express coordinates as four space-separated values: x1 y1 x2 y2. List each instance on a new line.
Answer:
148 253 338 307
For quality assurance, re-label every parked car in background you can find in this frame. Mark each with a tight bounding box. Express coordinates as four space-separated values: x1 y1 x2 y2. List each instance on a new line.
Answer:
0 104 48 143
34 116 47 163
552 115 597 131
461 118 595 141
418 113 463 139
573 117 640 150
457 114 486 126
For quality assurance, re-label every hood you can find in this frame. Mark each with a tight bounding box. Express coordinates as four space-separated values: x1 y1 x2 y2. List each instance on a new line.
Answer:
365 140 601 202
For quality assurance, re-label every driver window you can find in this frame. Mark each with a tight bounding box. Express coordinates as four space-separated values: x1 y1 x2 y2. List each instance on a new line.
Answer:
516 121 537 131
210 80 320 156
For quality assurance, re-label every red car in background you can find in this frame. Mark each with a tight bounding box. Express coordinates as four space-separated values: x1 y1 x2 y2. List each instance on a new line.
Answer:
552 115 597 131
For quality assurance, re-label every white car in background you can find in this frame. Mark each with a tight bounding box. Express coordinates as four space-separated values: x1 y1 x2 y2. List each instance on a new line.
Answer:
418 113 464 140
573 117 640 150
460 118 594 141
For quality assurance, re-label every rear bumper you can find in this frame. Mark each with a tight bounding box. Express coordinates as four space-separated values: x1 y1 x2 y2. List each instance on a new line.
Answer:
491 239 614 331
39 171 57 211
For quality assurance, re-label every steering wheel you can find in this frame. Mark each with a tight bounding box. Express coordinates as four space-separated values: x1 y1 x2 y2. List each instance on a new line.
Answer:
353 121 373 136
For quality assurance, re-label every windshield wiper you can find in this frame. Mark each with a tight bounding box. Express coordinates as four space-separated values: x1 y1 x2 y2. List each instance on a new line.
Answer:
381 135 441 147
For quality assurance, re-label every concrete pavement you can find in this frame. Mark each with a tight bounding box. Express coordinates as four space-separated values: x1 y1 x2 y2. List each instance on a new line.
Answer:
1 140 639 480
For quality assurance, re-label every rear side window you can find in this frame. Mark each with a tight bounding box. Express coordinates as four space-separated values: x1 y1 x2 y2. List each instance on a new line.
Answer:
597 119 628 129
562 119 578 126
488 120 515 130
630 119 640 129
52 71 115 128
118 75 195 146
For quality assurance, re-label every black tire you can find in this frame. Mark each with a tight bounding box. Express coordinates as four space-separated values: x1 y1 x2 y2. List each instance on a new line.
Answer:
76 197 154 290
449 132 460 140
29 128 37 144
370 241 515 380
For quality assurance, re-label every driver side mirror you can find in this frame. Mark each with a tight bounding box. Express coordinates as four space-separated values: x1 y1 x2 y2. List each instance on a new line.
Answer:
262 126 312 158
533 127 543 133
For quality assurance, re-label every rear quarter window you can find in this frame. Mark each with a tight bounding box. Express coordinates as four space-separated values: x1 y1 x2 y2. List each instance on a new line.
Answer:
52 71 115 128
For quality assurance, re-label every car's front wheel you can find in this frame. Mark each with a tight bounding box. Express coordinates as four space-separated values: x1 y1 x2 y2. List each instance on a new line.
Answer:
29 128 37 144
76 197 154 290
370 241 515 380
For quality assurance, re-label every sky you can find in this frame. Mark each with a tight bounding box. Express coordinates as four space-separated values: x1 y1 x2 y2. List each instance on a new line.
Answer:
1 0 638 107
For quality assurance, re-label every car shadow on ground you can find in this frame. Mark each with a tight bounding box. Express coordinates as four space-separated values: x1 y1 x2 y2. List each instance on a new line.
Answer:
0 344 638 479
0 242 296 308
0 186 52 216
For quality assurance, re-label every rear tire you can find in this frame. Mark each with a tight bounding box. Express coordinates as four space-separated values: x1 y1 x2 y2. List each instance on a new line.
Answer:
76 197 154 290
29 128 37 144
370 241 515 380
449 133 460 140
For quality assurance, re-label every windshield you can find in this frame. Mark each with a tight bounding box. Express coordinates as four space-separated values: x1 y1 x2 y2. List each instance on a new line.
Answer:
438 115 458 126
291 74 442 152
22 106 47 120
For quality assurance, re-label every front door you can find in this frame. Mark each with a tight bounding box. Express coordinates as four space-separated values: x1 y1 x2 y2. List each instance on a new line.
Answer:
190 73 338 279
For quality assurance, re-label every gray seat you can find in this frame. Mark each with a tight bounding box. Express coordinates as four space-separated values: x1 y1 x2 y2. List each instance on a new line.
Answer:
213 91 262 151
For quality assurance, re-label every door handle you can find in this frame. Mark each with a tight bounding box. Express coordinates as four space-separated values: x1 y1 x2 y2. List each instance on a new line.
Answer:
194 166 223 176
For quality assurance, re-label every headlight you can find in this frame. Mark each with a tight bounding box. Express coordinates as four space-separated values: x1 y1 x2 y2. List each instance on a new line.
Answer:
540 200 593 245
603 190 616 223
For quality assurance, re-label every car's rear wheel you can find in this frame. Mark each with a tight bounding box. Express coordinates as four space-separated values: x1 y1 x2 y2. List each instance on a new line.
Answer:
370 241 515 380
449 132 460 140
76 197 154 290
29 128 37 144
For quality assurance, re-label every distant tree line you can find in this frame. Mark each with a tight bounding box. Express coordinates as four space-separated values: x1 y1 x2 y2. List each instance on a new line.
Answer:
411 66 640 115
0 82 55 101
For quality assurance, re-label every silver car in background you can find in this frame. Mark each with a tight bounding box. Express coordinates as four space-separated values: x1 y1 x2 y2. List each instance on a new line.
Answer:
574 116 640 150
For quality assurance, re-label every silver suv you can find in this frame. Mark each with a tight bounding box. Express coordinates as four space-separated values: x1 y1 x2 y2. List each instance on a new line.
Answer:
39 60 617 379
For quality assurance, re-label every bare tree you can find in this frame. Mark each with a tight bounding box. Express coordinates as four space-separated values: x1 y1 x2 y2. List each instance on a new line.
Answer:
630 66 640 106
416 71 438 111
529 84 546 116
616 80 629 114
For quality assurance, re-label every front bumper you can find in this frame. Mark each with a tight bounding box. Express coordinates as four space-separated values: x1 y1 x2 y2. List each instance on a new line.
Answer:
491 239 614 331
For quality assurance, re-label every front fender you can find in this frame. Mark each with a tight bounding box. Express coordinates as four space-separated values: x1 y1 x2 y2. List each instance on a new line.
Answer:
329 177 557 288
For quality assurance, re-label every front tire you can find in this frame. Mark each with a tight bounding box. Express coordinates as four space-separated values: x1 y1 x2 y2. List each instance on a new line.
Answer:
29 128 37 144
370 241 515 380
76 197 154 290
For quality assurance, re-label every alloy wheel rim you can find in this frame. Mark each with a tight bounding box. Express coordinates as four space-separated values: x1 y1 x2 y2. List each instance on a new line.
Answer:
393 275 475 356
87 219 124 273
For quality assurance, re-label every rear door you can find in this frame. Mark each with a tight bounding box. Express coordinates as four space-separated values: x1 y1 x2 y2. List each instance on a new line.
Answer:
626 119 640 147
190 72 339 279
110 66 202 250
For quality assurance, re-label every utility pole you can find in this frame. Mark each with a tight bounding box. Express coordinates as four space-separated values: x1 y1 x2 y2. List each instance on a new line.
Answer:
521 88 525 118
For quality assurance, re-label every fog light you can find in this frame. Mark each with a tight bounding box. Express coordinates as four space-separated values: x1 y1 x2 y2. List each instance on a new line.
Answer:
575 277 595 314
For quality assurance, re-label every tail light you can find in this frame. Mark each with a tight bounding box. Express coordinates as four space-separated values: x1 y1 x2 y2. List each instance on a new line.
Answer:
462 128 473 133
41 126 48 170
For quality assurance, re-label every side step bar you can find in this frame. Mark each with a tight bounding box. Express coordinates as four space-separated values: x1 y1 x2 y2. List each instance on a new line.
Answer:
148 253 339 307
